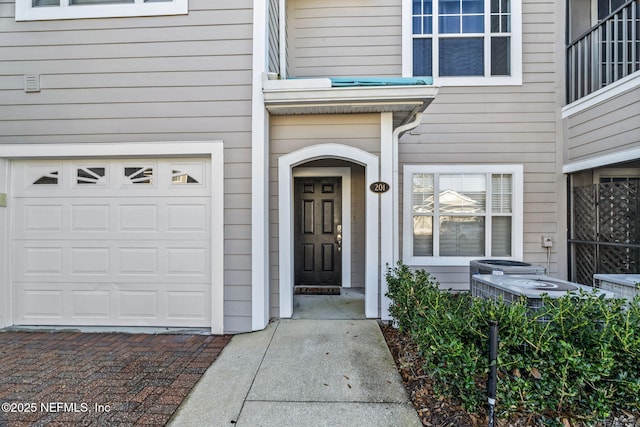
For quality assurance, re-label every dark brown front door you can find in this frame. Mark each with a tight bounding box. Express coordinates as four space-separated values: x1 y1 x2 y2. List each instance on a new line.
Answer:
294 177 342 286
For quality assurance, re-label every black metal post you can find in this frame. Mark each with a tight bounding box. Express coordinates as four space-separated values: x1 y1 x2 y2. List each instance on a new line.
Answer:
488 320 498 427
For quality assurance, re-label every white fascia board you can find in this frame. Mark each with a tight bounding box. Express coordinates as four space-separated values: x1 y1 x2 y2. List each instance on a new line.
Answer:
262 75 332 91
562 71 640 119
563 147 640 174
0 141 222 158
264 85 439 105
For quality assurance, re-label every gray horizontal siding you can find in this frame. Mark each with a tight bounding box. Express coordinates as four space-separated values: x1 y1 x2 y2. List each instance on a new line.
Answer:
399 0 565 290
565 85 640 163
0 0 254 333
287 0 401 77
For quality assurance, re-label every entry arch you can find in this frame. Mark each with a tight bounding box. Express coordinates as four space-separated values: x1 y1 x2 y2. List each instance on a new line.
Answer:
278 144 379 318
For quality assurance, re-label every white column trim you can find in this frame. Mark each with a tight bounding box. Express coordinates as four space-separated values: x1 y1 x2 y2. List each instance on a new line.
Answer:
278 144 379 318
0 159 9 328
251 0 270 331
380 113 394 320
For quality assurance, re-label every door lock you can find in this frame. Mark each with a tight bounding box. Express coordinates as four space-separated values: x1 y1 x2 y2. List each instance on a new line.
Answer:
336 224 342 252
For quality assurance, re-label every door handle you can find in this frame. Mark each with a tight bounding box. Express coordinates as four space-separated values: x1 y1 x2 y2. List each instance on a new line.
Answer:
336 224 342 252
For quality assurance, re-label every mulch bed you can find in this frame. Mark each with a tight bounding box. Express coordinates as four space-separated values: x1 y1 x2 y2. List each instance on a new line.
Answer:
380 324 640 427
0 331 231 427
380 323 483 427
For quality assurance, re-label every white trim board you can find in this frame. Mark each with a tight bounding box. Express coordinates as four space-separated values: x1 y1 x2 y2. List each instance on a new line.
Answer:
563 147 640 174
0 160 9 328
278 144 380 319
292 167 352 289
15 0 188 21
0 141 224 335
562 71 640 119
251 0 270 332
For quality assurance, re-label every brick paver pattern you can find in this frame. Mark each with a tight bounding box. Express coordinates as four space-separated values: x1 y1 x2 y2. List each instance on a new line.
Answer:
0 331 231 426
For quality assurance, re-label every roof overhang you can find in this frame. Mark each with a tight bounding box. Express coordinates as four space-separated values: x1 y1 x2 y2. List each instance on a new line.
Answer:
263 75 439 127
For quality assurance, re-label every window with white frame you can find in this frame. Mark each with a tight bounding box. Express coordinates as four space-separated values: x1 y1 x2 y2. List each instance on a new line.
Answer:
16 0 187 21
403 165 523 265
406 0 522 85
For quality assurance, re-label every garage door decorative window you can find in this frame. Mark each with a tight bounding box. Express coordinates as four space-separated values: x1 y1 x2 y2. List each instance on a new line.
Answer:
172 169 199 184
77 167 106 185
33 171 59 185
124 167 153 185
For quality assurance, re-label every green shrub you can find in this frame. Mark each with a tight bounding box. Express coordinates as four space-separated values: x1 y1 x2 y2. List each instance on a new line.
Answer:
385 262 640 424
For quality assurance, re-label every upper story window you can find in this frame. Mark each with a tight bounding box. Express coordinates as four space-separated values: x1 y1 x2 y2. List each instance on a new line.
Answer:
16 0 187 21
403 164 523 266
404 0 522 86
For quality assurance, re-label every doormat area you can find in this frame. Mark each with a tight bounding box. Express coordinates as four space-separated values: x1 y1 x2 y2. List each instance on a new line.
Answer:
294 286 341 295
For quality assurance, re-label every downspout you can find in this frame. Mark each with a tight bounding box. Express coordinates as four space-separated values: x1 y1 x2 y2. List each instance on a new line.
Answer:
392 111 423 263
381 110 424 321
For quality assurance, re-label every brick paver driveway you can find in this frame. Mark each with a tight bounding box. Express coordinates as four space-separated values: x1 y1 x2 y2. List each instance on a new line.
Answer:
0 331 231 426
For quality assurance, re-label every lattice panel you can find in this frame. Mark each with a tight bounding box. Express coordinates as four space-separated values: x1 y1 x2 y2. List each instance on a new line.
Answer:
599 246 638 273
598 181 639 243
572 185 597 241
573 243 597 285
570 180 640 284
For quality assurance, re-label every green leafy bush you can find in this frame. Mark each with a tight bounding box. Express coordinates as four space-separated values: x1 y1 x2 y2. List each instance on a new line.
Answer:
385 262 640 424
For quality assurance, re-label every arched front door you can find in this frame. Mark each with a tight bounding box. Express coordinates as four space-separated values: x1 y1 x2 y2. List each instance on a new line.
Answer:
278 144 380 319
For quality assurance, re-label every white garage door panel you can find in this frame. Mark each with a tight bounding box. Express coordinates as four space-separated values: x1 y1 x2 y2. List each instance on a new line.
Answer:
15 283 209 326
14 198 209 239
14 242 211 283
12 158 212 327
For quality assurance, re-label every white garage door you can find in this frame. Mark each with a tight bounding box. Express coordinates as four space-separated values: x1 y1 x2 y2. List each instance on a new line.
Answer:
11 158 212 327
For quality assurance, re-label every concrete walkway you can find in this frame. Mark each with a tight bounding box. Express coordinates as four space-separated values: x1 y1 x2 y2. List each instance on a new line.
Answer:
167 318 421 427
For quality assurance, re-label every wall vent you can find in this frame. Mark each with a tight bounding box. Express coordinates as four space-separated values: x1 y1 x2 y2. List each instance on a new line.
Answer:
24 74 40 92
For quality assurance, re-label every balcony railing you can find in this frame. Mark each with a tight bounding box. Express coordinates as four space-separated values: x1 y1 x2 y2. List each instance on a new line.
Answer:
567 0 640 104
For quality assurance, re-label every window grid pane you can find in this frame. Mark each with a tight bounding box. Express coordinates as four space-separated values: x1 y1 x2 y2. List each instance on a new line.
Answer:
413 173 435 213
413 0 433 35
413 216 434 256
490 0 511 33
491 173 513 212
439 216 485 256
491 216 512 256
439 38 484 76
439 174 486 213
438 0 484 34
413 38 433 77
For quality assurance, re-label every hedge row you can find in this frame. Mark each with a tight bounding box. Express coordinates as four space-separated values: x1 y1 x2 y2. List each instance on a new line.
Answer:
385 262 640 425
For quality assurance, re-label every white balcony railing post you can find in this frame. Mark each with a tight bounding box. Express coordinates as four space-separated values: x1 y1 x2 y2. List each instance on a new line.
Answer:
567 0 640 103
